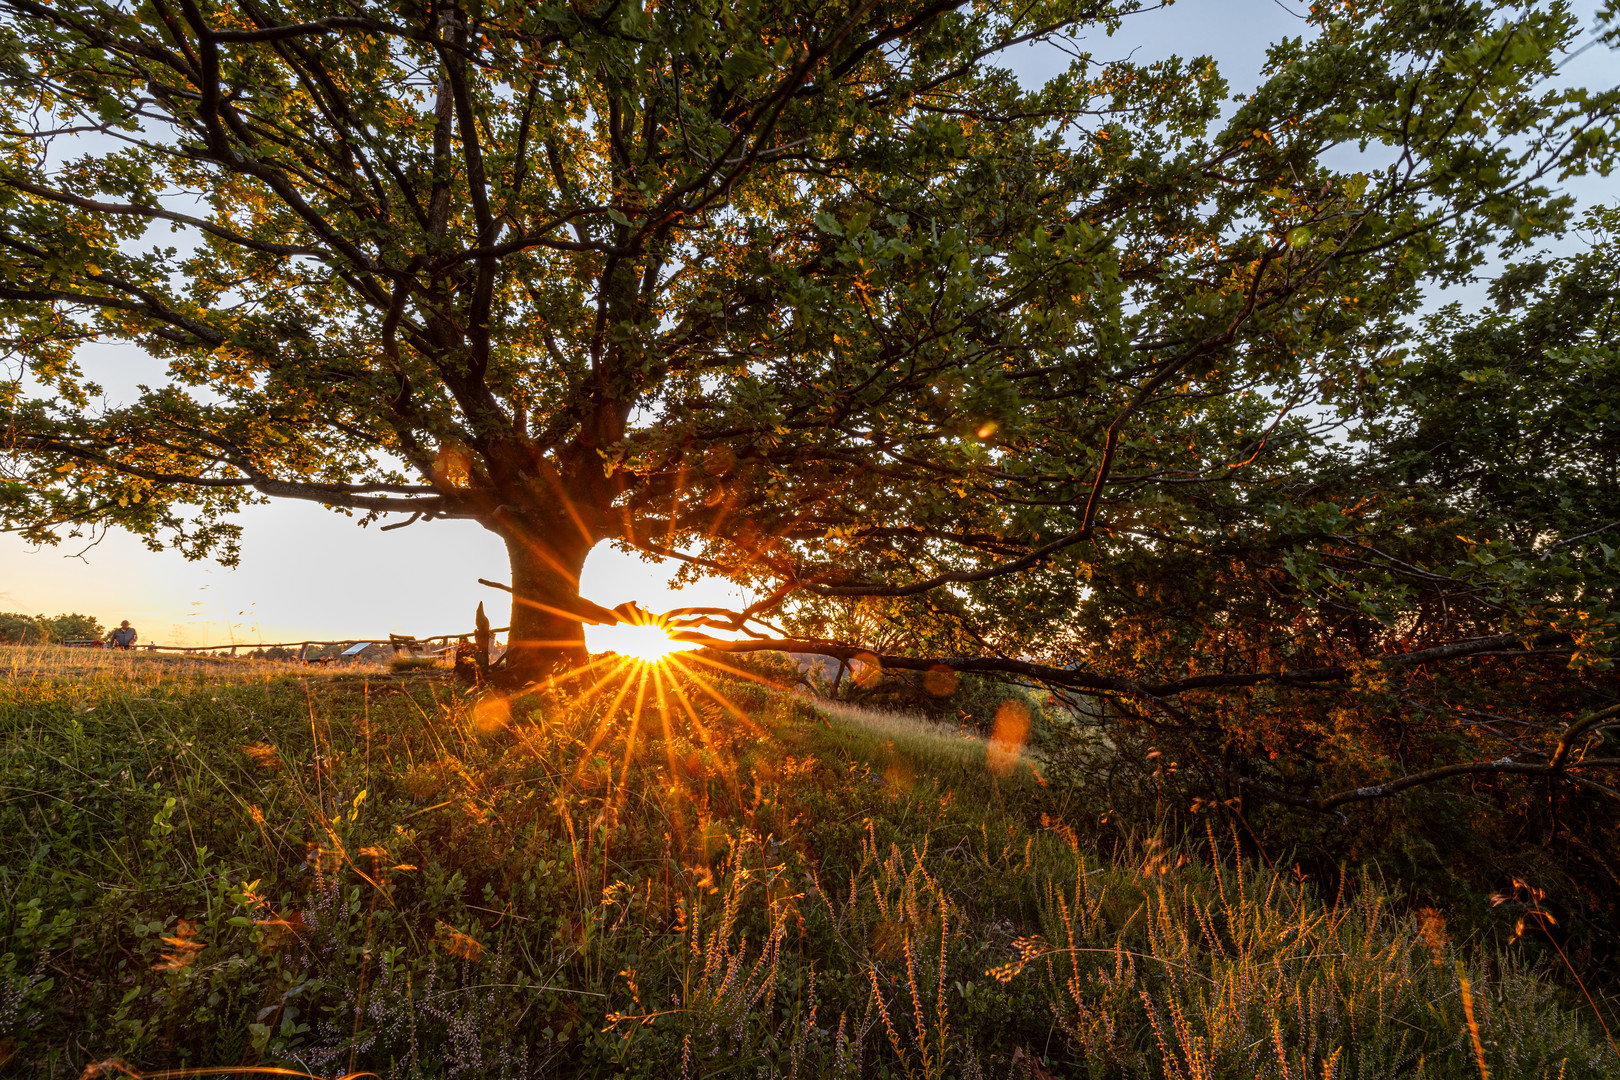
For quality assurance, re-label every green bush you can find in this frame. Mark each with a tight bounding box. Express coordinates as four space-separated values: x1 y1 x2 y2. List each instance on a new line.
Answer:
0 612 103 645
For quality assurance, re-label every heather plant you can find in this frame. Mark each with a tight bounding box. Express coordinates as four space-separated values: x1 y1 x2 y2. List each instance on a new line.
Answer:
0 646 1615 1078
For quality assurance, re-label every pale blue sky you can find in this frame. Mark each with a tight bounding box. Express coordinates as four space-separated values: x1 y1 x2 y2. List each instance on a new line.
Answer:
2 0 1614 647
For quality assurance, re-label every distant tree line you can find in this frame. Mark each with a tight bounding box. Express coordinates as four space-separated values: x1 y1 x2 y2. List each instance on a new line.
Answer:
0 612 104 644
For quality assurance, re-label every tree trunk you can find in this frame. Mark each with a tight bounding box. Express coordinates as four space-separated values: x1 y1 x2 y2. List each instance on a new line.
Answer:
498 526 598 686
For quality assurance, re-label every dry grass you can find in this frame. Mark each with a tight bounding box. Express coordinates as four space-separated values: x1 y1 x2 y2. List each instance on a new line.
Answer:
0 643 318 684
811 698 988 746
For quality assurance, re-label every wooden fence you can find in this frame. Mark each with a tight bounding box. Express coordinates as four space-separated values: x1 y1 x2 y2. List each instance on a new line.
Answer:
63 625 511 660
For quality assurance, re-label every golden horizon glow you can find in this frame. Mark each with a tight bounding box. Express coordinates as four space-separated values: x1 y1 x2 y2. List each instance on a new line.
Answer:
585 620 697 665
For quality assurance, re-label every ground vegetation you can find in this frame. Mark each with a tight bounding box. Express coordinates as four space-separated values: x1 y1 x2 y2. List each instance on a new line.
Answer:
0 650 1615 1077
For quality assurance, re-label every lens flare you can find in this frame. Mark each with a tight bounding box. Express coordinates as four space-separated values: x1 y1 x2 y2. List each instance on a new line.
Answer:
586 621 695 665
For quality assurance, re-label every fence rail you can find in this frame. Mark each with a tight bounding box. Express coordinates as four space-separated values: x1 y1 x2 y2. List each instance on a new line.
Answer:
61 626 511 657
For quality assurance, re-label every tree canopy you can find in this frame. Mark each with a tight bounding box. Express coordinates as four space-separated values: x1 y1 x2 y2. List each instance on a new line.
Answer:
2 0 1618 829
0 611 104 642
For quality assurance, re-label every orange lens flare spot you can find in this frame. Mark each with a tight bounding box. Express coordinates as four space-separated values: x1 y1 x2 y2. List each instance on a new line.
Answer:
987 699 1031 776
585 621 696 664
923 663 958 696
851 651 883 688
471 695 511 733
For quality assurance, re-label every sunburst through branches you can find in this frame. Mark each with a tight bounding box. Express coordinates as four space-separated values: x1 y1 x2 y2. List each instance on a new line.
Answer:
508 632 781 820
586 620 697 665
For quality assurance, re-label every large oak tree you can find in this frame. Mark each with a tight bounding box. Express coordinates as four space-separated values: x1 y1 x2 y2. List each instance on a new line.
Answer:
3 0 1618 829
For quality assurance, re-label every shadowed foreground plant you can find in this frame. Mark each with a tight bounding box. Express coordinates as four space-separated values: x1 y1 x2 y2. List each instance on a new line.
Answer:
994 832 1613 1080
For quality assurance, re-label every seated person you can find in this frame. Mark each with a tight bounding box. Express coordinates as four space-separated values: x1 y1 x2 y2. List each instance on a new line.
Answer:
108 621 138 649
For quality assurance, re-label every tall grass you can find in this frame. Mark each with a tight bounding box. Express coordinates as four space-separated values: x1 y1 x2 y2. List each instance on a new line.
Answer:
0 642 315 683
0 646 1613 1078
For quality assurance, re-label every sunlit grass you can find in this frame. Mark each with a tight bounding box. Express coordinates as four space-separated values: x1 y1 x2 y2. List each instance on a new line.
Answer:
1 644 1613 1079
0 641 316 684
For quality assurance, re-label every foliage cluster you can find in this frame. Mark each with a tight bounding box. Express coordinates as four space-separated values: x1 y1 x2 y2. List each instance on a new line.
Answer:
1037 695 1620 984
1011 210 1620 984
0 649 1614 1078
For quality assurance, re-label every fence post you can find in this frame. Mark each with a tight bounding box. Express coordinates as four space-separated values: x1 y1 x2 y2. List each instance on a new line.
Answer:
475 602 491 677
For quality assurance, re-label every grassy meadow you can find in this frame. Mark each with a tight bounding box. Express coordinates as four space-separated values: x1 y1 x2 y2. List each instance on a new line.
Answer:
0 645 1615 1079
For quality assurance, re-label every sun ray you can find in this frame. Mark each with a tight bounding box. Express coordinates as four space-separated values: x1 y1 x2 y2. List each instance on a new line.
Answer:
579 659 642 756
649 662 686 785
534 466 599 553
594 665 650 894
649 665 699 850
568 659 637 714
505 529 586 585
595 660 642 722
506 594 602 622
703 486 739 543
666 456 689 552
615 665 652 803
662 665 712 747
554 652 623 678
675 649 797 692
662 668 744 806
642 665 688 853
527 652 621 692
665 654 768 738
615 469 637 550
569 662 642 776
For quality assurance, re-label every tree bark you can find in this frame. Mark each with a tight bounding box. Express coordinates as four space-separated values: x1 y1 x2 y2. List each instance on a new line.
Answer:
498 525 598 686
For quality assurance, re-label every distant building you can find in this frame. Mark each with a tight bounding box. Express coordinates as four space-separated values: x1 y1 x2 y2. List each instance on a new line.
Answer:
340 642 392 664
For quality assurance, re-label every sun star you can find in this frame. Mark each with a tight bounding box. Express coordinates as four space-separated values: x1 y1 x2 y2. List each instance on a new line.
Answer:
587 621 696 665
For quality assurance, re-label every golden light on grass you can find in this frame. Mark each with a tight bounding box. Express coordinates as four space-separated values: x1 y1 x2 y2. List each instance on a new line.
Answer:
586 620 697 665
1459 964 1491 1080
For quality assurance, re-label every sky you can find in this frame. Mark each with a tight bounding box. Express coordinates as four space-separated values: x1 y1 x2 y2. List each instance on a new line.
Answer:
2 0 1615 648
